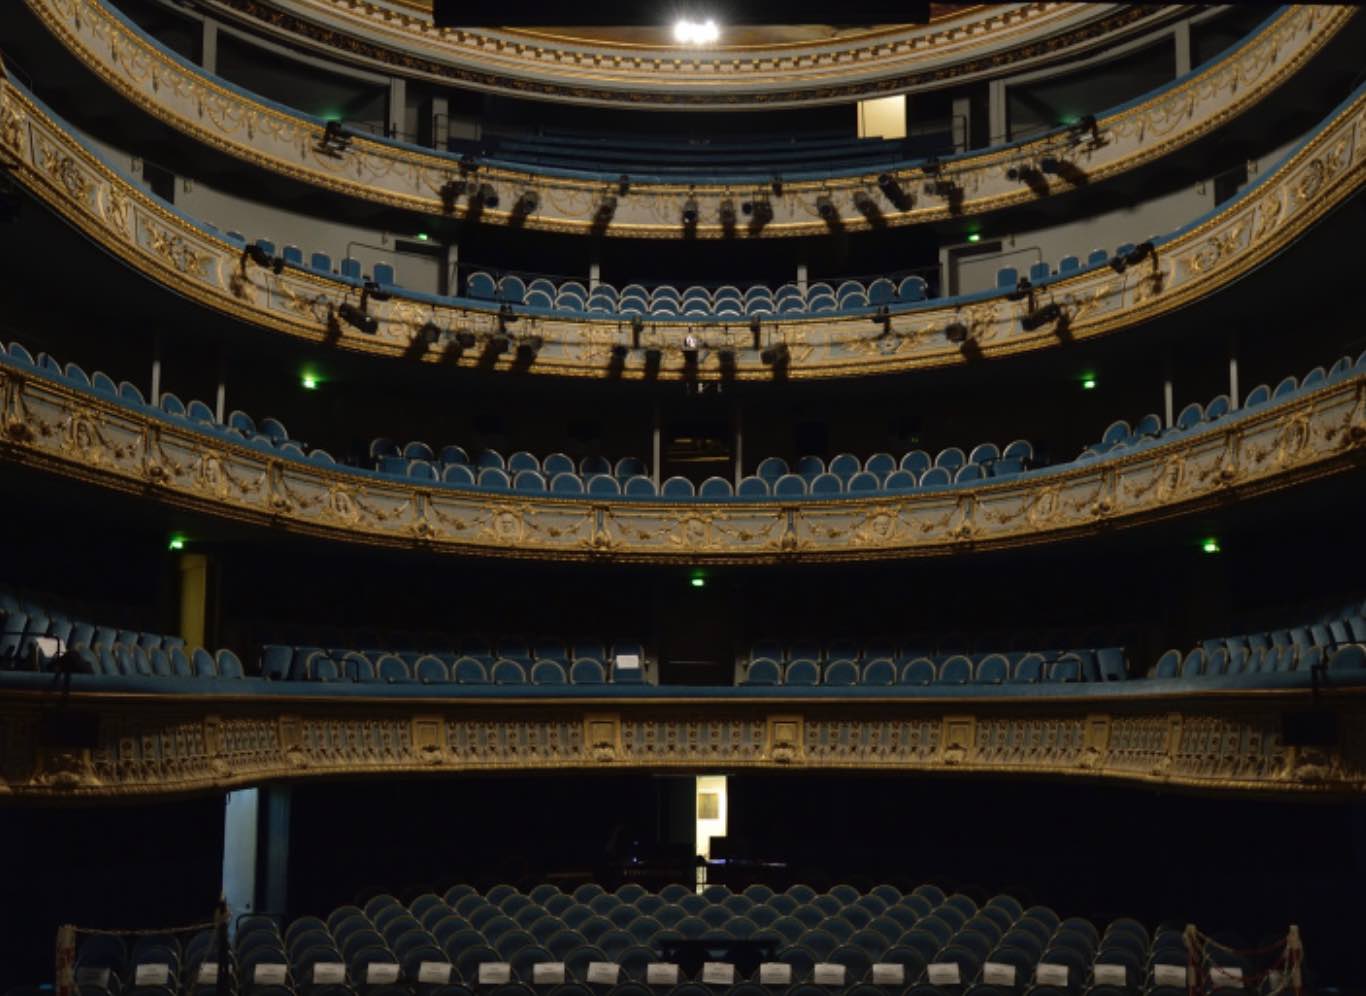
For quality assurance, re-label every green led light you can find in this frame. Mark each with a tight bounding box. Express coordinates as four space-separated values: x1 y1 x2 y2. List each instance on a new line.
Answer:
1202 537 1221 554
966 233 981 243
1081 374 1097 390
1060 114 1080 126
301 371 319 390
416 233 429 241
168 536 186 551
690 577 705 588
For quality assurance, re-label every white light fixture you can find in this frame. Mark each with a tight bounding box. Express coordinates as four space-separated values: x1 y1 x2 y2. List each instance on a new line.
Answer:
674 18 719 44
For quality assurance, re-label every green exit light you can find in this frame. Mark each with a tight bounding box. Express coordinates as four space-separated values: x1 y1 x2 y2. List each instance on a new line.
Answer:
1081 373 1097 390
416 233 429 241
301 371 319 390
690 577 705 588
1202 537 1221 554
967 232 981 243
168 535 186 551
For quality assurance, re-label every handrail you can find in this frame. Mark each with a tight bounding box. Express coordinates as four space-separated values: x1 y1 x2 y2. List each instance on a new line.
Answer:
20 0 1354 239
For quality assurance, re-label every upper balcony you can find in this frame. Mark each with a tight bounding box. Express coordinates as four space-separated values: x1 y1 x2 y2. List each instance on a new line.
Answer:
10 0 1359 239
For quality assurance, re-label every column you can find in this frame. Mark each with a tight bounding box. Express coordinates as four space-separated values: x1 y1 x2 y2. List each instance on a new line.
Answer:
388 78 406 140
1228 335 1240 410
988 78 1007 145
150 336 161 407
179 553 209 648
221 789 259 933
651 404 662 487
1163 362 1175 429
733 404 743 488
951 96 971 153
201 22 219 74
1173 21 1192 77
796 262 808 295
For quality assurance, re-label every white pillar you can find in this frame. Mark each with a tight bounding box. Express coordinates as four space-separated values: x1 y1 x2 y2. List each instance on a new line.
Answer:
988 78 1008 145
589 259 601 291
733 405 743 488
1163 372 1174 429
951 96 971 152
1173 21 1192 77
651 405 662 487
796 262 808 295
201 21 218 74
150 337 161 407
222 789 259 932
388 77 406 140
1229 341 1240 410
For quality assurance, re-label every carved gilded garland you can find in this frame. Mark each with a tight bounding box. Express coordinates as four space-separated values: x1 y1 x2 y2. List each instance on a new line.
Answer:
1 689 1364 797
2 75 1365 380
21 0 1357 238
2 363 1364 564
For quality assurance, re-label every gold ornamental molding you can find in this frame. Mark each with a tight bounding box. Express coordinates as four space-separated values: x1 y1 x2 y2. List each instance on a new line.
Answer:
1 686 1365 798
2 74 1365 381
20 0 1357 238
193 3 1179 109
2 358 1364 564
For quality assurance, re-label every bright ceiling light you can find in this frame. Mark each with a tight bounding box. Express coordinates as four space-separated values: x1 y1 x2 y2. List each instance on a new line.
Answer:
674 18 719 44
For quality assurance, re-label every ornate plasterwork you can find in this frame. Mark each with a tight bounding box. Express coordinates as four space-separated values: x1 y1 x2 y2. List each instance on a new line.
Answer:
195 3 1177 109
4 76 1366 381
23 0 1356 238
3 362 1364 564
2 690 1364 797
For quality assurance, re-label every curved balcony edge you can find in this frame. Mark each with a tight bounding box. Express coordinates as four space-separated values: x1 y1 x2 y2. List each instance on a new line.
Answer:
20 0 1355 237
2 360 1363 564
0 682 1362 798
2 74 1364 381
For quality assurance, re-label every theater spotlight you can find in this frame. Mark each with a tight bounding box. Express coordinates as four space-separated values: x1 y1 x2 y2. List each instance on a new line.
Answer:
717 347 737 378
1039 156 1061 175
630 314 644 342
242 244 271 269
816 195 840 227
617 175 631 196
594 194 618 228
419 321 443 344
515 190 539 214
748 197 773 231
611 342 630 359
923 156 941 177
944 321 969 343
271 256 286 275
877 172 911 210
682 197 699 226
440 179 465 213
749 315 762 334
873 305 892 335
719 199 736 229
456 329 477 349
1020 302 1063 331
1127 240 1156 266
760 342 789 367
1069 113 1100 145
771 177 784 197
489 331 510 354
475 183 500 208
338 301 378 335
318 120 351 154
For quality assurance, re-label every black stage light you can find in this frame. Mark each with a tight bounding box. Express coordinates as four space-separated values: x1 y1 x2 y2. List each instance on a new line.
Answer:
476 183 499 208
489 333 510 354
319 120 351 154
771 177 784 197
749 315 762 334
459 152 477 174
594 194 618 226
750 198 773 224
873 304 892 334
877 172 911 209
611 343 629 359
1020 302 1062 331
456 329 477 349
1039 156 1061 174
516 335 543 360
816 194 837 219
923 155 941 176
440 179 465 212
1070 114 1100 144
363 279 391 302
338 302 378 335
682 198 699 225
243 244 271 268
1109 254 1128 274
644 347 662 365
271 256 285 275
1007 276 1033 301
1127 240 1156 265
516 190 539 213
419 321 443 344
944 321 969 343
719 199 736 227
617 175 631 196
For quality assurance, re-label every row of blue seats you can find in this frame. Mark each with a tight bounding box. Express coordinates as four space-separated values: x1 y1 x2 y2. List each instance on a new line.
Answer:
370 442 648 482
1085 356 1362 457
275 650 637 686
995 243 1147 289
0 591 242 677
374 442 1039 498
2 341 310 454
1163 599 1366 678
741 650 1125 688
467 273 934 315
